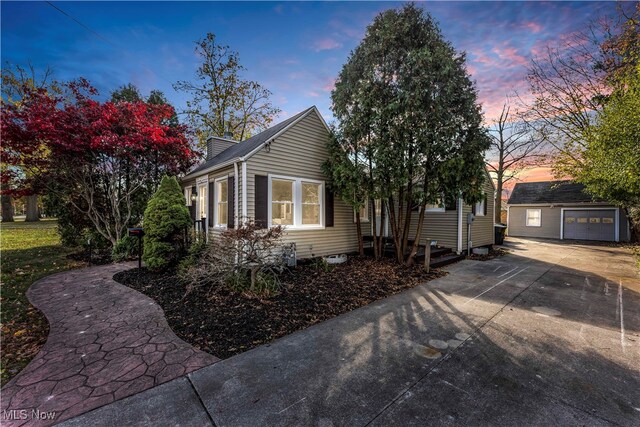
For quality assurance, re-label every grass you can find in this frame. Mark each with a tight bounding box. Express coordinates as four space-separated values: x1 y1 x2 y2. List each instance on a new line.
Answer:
0 219 84 386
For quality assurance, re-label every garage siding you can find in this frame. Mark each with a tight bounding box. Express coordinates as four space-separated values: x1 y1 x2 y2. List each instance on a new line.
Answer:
507 204 628 241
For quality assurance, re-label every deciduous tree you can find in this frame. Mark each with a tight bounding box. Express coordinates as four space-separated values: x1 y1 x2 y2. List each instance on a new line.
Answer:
486 99 545 222
1 79 197 247
174 33 280 146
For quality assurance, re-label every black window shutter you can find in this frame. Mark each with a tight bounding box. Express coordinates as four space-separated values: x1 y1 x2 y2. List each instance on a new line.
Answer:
228 176 235 228
483 194 488 216
445 197 457 211
189 204 196 221
325 187 334 227
208 182 214 228
472 202 476 215
255 175 268 228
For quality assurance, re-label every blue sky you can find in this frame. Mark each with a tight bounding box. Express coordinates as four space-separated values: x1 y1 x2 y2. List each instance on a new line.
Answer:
1 1 622 125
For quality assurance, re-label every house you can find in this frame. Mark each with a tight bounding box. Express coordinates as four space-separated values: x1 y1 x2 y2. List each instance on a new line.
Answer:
181 106 495 259
506 180 630 242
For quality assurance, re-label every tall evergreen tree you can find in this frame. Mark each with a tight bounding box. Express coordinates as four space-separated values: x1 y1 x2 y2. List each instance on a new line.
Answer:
330 4 490 265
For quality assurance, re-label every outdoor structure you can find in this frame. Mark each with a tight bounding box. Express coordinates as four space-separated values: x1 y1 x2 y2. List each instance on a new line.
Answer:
181 106 495 258
506 180 630 242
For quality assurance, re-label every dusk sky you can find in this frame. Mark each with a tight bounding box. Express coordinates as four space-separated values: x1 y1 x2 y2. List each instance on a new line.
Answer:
1 1 623 186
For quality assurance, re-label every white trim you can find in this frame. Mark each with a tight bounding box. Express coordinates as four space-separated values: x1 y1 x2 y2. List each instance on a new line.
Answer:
507 202 613 207
241 161 247 220
525 208 541 227
267 174 325 230
457 197 463 254
233 162 239 226
560 207 619 242
213 175 229 229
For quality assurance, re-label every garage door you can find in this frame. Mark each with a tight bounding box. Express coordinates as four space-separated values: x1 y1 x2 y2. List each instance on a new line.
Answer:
563 210 616 241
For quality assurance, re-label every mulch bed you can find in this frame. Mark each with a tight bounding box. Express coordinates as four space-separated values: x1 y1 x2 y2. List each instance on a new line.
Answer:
113 257 446 359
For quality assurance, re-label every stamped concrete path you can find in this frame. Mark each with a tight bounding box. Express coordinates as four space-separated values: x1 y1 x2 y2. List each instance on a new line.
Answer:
0 263 219 426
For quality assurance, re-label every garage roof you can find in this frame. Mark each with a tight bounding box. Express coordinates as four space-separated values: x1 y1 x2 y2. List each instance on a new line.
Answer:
507 180 601 205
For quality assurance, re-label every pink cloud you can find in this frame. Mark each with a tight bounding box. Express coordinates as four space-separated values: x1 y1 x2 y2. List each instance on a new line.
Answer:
307 91 320 97
313 38 343 52
322 78 336 92
521 21 543 34
491 45 529 67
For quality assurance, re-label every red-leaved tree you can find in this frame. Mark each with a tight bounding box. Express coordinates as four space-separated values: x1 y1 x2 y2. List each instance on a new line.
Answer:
1 79 197 246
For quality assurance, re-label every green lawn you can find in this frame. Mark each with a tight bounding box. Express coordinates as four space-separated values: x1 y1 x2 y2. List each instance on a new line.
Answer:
1 219 83 385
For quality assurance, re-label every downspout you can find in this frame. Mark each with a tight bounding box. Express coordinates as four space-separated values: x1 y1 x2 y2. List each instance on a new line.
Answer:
234 162 240 225
457 197 463 254
242 161 248 220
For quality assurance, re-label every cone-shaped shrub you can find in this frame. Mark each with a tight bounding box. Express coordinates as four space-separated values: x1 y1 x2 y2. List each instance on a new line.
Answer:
143 175 192 271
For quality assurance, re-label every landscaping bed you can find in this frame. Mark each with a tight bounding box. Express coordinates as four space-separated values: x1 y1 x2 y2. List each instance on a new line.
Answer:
113 257 445 359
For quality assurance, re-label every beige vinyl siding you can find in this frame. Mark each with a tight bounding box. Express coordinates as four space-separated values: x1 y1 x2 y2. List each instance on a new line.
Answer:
406 209 459 250
245 112 359 258
466 177 496 248
508 204 629 241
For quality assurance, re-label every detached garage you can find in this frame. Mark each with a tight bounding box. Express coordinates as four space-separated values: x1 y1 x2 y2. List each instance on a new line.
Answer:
507 181 629 242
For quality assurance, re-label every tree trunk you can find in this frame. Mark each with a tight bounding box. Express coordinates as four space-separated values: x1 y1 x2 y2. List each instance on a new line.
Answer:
370 199 379 260
406 203 427 266
25 195 40 222
355 211 364 256
495 173 503 223
1 195 14 222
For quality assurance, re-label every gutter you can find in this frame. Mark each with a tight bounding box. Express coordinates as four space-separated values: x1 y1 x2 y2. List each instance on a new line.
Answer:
457 197 463 254
234 162 240 225
241 161 247 220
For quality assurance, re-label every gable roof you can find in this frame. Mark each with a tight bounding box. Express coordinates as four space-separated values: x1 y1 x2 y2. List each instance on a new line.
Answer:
507 180 600 205
183 106 320 180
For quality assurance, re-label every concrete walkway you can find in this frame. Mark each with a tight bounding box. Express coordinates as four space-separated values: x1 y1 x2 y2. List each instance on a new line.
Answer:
0 263 219 426
58 238 640 426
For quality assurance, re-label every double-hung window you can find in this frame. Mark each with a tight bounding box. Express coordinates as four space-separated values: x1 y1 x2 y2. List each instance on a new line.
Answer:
197 184 207 220
526 209 541 227
269 176 323 228
215 177 228 227
474 198 486 217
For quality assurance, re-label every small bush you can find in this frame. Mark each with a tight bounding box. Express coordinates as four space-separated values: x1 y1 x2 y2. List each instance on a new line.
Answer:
181 220 285 297
112 235 140 262
143 176 192 271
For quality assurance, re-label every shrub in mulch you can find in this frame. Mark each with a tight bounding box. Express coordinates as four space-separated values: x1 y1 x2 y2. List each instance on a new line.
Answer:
113 256 446 359
466 247 509 261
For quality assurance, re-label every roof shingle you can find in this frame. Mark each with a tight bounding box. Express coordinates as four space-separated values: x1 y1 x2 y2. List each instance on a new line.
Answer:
507 180 602 205
184 107 315 179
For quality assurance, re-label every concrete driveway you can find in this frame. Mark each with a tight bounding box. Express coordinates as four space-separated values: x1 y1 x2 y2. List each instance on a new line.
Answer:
61 238 640 426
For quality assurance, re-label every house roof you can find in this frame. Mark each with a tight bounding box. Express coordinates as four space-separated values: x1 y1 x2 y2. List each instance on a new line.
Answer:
507 180 601 205
183 106 316 180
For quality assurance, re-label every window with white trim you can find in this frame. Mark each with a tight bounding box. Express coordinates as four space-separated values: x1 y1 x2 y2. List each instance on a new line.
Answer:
354 200 370 222
184 188 191 206
215 178 228 227
474 198 486 216
426 197 445 212
197 184 207 220
301 182 321 225
269 176 324 228
526 209 541 227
